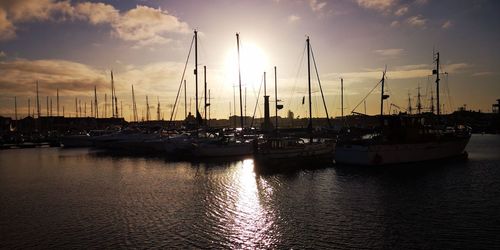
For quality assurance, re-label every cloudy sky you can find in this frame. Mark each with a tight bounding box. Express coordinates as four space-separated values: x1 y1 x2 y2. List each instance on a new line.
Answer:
0 0 499 120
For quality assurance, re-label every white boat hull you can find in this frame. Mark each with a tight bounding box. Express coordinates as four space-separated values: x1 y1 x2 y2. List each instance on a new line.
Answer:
334 137 470 165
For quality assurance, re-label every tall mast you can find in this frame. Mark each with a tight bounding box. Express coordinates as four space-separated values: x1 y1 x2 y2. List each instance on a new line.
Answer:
157 97 160 121
341 78 344 119
434 52 441 116
184 80 187 119
56 88 59 116
50 98 52 116
306 37 312 131
91 99 93 117
28 98 30 117
236 33 244 128
94 86 98 118
104 94 107 117
111 71 115 118
75 97 78 118
46 96 49 116
407 91 412 114
146 95 150 121
380 68 388 117
208 89 211 126
430 90 434 114
194 30 199 127
204 65 207 122
36 81 40 118
131 85 137 122
417 84 422 114
274 66 278 130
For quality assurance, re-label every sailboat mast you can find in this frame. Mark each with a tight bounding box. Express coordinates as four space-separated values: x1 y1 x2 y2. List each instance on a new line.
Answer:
236 33 244 128
380 71 385 117
111 71 115 118
94 86 98 118
57 88 59 116
146 95 150 121
435 52 440 115
184 80 187 119
306 37 312 131
341 78 344 119
417 84 422 114
36 81 40 118
204 65 207 122
274 66 278 130
194 30 199 127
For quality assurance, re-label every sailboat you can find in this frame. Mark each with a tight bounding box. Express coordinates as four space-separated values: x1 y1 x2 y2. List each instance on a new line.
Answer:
254 37 335 167
334 52 471 165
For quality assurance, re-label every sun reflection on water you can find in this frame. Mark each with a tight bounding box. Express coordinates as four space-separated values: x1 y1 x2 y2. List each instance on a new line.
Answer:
226 159 279 248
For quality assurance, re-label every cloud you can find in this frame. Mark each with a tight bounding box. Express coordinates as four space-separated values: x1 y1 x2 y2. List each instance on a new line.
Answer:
0 57 186 99
390 20 400 27
442 20 453 29
0 50 6 58
75 2 119 25
0 9 15 41
373 48 405 57
288 14 301 23
112 5 189 46
355 0 396 12
0 58 107 96
394 6 409 16
471 71 493 77
308 0 327 13
0 1 190 47
406 15 427 28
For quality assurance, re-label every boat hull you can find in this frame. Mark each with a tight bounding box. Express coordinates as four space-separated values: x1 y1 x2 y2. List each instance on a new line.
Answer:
334 136 470 165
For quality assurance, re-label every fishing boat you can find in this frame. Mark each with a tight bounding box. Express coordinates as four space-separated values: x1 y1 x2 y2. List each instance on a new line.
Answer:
334 52 471 165
254 37 335 167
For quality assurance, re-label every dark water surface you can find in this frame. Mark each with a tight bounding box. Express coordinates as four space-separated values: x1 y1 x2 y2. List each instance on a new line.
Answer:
1 135 500 249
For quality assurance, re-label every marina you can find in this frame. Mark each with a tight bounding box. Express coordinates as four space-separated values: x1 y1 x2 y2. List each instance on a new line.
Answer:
1 0 500 248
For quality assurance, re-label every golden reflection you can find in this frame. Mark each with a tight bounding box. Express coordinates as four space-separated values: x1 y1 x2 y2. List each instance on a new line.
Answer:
227 159 278 248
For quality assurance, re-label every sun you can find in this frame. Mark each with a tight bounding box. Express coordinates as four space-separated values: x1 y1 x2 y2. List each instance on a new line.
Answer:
223 42 270 90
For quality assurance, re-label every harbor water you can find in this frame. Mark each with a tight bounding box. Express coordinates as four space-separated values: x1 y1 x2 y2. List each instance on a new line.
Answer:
1 134 499 248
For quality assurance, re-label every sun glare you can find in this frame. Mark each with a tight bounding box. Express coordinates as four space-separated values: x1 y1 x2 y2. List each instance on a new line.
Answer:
223 42 270 90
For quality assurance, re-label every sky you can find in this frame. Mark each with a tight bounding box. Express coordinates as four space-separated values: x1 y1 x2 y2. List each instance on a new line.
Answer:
0 0 499 121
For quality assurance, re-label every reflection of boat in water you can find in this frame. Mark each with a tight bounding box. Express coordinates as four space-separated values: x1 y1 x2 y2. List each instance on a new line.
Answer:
335 52 471 165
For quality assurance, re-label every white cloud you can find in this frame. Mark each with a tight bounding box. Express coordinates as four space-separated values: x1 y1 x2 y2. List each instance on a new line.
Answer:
0 1 190 47
390 20 400 27
373 48 405 57
0 50 6 58
406 15 427 28
75 2 119 25
394 6 409 16
356 0 396 12
308 0 327 13
442 20 453 29
288 15 301 23
112 5 189 46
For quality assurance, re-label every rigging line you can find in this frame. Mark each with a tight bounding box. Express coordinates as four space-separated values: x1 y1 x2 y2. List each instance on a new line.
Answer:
351 79 382 114
287 43 307 114
169 35 195 126
310 45 331 126
250 74 264 128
